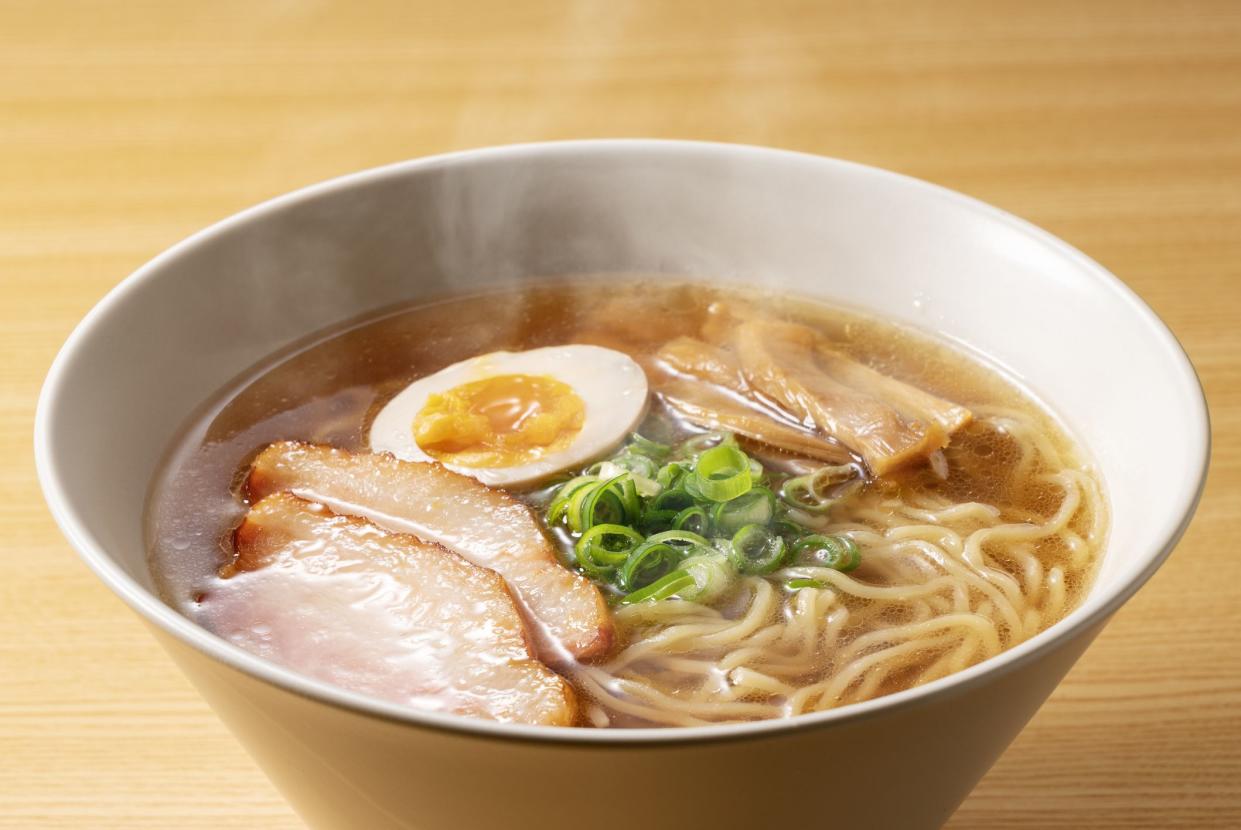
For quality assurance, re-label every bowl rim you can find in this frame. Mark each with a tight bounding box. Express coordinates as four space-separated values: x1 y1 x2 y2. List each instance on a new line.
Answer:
34 138 1211 746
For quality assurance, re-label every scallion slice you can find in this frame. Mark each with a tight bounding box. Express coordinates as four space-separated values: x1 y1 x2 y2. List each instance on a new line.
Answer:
616 474 642 521
656 462 688 490
681 471 708 501
645 529 711 549
672 505 710 536
574 478 623 532
791 534 862 572
728 524 787 575
628 433 671 460
711 486 776 536
779 465 859 513
618 571 696 605
573 475 642 532
786 577 828 591
693 444 753 502
653 486 696 513
677 552 736 603
574 523 643 578
548 475 597 525
618 540 684 591
565 479 603 532
639 508 679 534
609 453 659 480
769 518 805 538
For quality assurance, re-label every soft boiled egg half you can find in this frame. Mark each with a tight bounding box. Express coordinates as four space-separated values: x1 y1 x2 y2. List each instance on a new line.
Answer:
369 345 648 487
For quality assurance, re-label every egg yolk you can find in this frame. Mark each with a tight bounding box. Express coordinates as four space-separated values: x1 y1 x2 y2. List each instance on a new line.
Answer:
412 374 586 469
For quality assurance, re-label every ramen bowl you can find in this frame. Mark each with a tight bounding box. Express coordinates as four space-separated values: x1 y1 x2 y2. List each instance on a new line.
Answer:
35 141 1209 829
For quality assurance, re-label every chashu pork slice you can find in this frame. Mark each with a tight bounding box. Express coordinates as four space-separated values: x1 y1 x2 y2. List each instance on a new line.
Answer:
201 493 577 726
245 442 613 664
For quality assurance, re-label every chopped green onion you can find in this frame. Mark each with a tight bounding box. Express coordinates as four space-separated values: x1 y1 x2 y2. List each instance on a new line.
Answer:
677 552 736 603
639 508 679 534
693 444 753 502
607 453 659 480
779 465 858 513
728 524 788 574
652 486 696 513
618 540 685 591
574 524 643 578
546 431 861 606
645 529 711 549
656 462 688 490
572 475 642 532
575 478 623 532
770 518 805 538
565 479 603 532
618 571 696 605
616 475 642 521
628 433 671 460
780 477 829 513
681 472 707 501
814 464 859 487
565 478 598 518
673 505 710 535
711 486 776 536
548 475 597 524
791 534 862 571
590 460 660 497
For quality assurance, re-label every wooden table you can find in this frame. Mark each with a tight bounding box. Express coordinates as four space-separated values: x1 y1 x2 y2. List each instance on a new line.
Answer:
3 1 1239 827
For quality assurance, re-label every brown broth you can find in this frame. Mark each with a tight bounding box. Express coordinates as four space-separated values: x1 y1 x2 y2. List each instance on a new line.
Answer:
145 279 1103 724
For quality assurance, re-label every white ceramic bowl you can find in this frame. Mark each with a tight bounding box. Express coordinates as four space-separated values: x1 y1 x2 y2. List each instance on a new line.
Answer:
36 141 1209 829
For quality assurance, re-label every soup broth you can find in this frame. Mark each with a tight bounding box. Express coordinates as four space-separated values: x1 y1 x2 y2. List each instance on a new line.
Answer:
147 280 1105 727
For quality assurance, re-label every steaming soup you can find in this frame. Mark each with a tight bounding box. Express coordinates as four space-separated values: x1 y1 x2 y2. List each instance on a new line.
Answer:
146 280 1105 728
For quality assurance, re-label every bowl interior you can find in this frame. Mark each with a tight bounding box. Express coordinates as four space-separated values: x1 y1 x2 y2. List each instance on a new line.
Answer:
37 141 1207 726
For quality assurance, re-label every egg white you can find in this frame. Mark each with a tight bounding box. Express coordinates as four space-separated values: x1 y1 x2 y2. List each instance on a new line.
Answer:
369 344 649 487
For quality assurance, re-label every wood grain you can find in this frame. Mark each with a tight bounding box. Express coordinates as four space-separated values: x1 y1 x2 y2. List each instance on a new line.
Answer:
3 1 1240 827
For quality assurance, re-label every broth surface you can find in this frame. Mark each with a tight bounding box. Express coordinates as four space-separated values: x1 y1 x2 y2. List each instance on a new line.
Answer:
147 279 1105 726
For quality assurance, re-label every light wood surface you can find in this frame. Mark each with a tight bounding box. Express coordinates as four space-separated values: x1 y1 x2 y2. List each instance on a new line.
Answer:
4 1 1240 827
